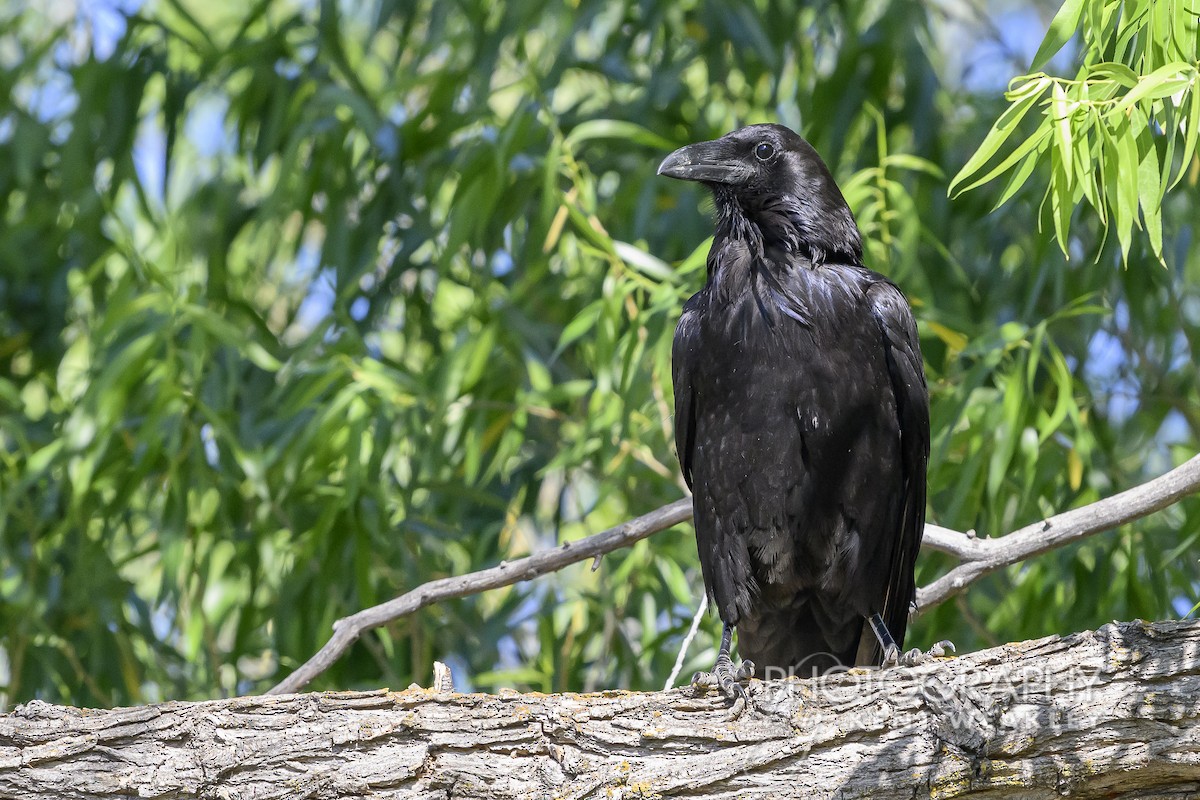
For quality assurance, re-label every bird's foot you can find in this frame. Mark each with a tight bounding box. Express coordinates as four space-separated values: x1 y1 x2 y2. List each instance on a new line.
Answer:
882 640 956 668
692 654 755 702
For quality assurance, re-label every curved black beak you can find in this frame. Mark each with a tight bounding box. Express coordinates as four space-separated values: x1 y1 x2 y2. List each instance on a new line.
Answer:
657 138 752 185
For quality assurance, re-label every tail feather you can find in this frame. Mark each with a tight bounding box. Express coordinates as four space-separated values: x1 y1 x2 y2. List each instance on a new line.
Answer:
735 595 862 678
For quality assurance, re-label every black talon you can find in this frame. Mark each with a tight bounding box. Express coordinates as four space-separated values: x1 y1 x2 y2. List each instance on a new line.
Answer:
869 613 954 667
691 623 754 703
931 640 956 657
899 639 957 666
882 642 900 668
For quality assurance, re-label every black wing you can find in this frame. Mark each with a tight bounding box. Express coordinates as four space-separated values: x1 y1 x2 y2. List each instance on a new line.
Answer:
671 298 702 490
865 279 929 659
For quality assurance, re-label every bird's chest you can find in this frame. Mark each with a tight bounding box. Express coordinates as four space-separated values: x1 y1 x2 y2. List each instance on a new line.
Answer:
693 311 795 403
688 267 885 442
694 275 835 394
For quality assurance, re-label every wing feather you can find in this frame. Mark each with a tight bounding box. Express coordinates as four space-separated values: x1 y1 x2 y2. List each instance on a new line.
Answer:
865 279 930 658
671 302 701 489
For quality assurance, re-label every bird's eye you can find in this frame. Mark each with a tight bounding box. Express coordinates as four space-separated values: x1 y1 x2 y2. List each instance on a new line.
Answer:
754 142 775 161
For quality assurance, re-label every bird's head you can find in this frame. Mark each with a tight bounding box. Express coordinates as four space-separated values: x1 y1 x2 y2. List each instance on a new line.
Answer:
658 123 862 264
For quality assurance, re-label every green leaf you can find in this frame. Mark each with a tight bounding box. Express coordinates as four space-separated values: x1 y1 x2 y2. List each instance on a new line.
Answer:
1030 0 1087 70
462 324 497 392
1110 63 1196 116
987 370 1027 500
1052 80 1075 186
1133 108 1165 264
1049 144 1073 256
564 120 677 153
955 127 1053 198
613 241 679 283
1038 344 1077 443
992 139 1048 210
950 78 1050 196
1113 0 1150 58
564 203 617 254
1113 114 1139 261
1170 80 1200 190
1096 119 1120 253
1089 62 1139 89
1072 107 1100 212
24 439 65 481
881 153 946 179
555 301 603 358
183 305 282 372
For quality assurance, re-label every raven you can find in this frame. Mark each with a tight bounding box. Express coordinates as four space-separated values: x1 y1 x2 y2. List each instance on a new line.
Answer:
659 124 931 696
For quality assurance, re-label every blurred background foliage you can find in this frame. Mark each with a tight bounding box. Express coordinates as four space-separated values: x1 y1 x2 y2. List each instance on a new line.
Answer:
0 0 1197 709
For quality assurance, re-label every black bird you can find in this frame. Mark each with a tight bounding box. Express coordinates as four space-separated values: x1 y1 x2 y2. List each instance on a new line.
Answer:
659 124 932 695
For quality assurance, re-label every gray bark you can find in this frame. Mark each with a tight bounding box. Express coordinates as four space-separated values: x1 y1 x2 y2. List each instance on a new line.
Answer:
3 620 1200 799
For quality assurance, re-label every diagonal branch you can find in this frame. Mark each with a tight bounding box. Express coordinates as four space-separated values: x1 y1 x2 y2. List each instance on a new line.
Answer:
268 454 1200 695
268 499 693 694
916 452 1200 609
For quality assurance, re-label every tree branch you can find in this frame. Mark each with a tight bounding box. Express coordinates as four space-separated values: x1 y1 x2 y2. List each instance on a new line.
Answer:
920 523 987 559
9 621 1200 798
916 452 1200 610
268 498 694 694
270 454 1200 695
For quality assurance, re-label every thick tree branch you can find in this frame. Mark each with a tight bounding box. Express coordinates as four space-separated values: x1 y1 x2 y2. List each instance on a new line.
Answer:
270 454 1200 695
7 621 1200 798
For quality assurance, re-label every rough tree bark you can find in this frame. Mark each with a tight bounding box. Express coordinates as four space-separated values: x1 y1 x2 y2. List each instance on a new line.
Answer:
3 620 1198 799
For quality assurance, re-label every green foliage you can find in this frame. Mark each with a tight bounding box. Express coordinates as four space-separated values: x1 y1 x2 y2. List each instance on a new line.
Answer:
1 0 1198 708
950 0 1200 263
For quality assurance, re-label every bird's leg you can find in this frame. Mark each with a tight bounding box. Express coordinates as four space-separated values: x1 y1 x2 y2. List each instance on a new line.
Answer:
868 613 901 667
691 623 755 701
869 613 955 667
